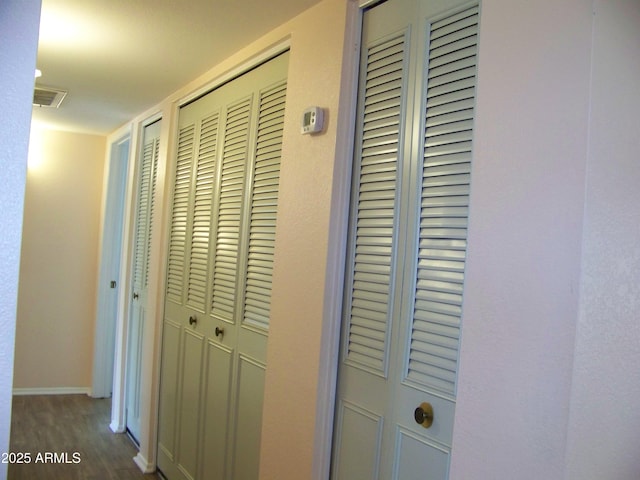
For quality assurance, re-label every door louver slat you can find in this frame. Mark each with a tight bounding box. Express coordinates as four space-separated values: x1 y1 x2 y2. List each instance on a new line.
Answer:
145 139 159 288
243 82 287 330
211 98 252 320
187 113 220 310
133 141 153 290
166 124 195 303
407 5 478 395
345 32 407 374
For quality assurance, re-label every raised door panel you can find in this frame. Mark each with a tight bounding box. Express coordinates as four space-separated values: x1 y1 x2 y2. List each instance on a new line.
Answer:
332 401 383 479
175 329 206 479
230 356 266 480
158 319 181 464
393 429 450 480
201 341 233 479
125 303 144 442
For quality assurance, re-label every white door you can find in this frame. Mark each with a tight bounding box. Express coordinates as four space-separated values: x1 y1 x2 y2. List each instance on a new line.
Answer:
93 136 129 399
157 52 289 480
126 119 161 443
332 1 479 478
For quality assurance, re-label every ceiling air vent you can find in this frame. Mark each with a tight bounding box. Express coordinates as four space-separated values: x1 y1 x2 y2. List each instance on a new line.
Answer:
33 86 67 108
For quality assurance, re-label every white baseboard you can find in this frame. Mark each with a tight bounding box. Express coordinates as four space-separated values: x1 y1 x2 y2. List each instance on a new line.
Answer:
110 420 125 433
133 452 155 474
12 387 91 396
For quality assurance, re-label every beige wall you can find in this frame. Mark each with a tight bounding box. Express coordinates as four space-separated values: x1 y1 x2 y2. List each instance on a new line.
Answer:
14 128 106 391
260 1 355 478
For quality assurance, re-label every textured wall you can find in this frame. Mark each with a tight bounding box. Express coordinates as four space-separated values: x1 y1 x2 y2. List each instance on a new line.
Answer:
258 0 352 478
14 129 106 391
565 1 640 477
0 0 41 476
451 0 593 477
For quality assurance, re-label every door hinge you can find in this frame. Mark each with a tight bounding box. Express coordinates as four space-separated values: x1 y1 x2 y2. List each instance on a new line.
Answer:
110 280 117 289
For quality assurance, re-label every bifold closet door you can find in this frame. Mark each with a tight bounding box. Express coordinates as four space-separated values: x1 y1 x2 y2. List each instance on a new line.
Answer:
126 119 161 443
332 1 479 478
158 52 289 480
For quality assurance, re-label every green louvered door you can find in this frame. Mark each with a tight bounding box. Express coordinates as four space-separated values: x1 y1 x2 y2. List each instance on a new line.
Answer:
158 52 289 480
126 118 161 443
332 1 478 478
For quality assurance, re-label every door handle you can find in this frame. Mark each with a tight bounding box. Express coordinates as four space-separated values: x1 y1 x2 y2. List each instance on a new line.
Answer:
189 315 197 326
215 326 224 338
414 402 434 428
133 292 139 300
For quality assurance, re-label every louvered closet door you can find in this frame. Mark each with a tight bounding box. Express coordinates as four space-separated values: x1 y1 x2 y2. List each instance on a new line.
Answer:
332 1 478 479
126 119 161 443
158 52 288 480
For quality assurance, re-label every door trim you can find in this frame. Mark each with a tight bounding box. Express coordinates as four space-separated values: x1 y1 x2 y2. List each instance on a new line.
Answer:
177 39 292 110
311 2 364 479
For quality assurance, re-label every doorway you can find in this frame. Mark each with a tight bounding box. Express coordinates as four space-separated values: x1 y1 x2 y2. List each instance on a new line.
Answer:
92 135 130 399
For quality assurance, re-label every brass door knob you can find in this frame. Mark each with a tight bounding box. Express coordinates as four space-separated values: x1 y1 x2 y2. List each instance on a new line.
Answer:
189 315 197 326
414 402 434 428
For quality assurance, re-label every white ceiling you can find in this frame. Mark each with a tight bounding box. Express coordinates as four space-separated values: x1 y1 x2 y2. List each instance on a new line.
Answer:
32 0 323 135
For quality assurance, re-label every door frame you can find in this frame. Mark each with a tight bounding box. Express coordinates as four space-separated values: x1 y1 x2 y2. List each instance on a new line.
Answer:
109 115 160 435
125 117 163 445
92 133 131 399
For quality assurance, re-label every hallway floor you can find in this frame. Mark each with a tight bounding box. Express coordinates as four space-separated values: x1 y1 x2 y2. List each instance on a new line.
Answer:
8 394 160 480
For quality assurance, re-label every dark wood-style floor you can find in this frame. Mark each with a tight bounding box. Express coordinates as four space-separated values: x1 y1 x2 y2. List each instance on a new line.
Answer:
8 394 161 480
